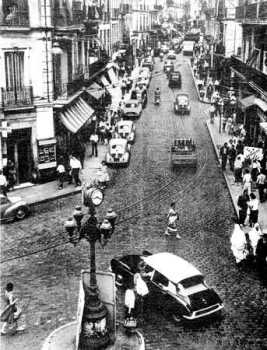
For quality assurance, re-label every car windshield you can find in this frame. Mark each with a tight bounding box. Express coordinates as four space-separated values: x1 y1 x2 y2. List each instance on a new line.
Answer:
180 275 204 289
110 143 125 153
119 124 131 133
125 103 137 108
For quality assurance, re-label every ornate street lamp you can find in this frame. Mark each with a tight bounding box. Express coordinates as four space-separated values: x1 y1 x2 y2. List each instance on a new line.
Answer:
64 187 117 349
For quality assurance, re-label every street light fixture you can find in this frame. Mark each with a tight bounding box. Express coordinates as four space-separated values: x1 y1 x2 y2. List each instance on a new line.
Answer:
64 187 117 349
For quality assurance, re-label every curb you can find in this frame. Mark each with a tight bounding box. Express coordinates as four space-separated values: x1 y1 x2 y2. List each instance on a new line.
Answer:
205 120 239 218
187 62 211 105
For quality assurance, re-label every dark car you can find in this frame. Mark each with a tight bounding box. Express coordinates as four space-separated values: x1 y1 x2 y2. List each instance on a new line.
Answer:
174 93 191 114
169 71 182 88
110 252 224 322
0 194 30 223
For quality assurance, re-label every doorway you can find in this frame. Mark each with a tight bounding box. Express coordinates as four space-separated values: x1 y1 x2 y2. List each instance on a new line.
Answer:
7 128 32 183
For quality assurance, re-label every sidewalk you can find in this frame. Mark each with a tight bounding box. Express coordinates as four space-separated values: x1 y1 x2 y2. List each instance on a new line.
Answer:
206 116 267 231
188 62 211 104
8 143 107 207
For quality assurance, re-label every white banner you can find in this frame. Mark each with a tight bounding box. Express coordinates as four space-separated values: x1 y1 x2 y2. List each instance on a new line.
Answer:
244 146 263 161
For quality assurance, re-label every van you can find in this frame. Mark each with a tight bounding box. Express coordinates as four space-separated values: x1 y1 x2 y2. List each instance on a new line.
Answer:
183 41 194 56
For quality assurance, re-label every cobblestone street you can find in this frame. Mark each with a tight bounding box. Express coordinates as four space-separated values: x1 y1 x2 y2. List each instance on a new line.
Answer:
1 56 267 350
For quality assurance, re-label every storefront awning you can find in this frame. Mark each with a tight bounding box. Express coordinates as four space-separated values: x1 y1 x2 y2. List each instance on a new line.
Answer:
60 97 94 133
260 122 267 135
87 82 105 100
101 75 112 89
239 95 267 112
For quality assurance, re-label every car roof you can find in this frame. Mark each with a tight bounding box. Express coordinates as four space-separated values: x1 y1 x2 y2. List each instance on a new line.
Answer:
143 252 201 284
117 120 133 127
125 99 139 104
109 138 127 146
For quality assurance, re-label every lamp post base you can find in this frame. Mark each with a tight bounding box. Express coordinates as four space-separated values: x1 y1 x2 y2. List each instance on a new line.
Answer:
41 322 145 350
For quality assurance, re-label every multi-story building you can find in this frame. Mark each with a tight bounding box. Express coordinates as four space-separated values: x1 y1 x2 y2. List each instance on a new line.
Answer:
0 0 115 184
230 0 267 148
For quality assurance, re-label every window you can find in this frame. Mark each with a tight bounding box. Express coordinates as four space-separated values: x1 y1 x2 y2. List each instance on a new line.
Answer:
1 0 29 26
0 197 9 205
5 51 24 92
152 271 169 287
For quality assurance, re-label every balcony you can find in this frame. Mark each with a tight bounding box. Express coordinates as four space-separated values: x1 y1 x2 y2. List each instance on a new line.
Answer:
231 56 267 92
235 2 267 23
0 7 29 27
1 86 33 109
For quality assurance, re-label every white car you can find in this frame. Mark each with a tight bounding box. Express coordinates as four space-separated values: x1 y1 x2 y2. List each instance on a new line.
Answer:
137 76 149 89
105 138 131 166
122 99 142 119
139 67 151 79
116 120 136 144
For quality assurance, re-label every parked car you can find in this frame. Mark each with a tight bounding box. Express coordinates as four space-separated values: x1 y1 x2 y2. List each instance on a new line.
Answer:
116 120 136 144
122 99 142 119
142 57 154 71
110 251 224 322
174 93 190 114
167 50 176 60
139 67 151 80
136 76 149 90
164 60 174 74
105 138 131 166
169 71 182 88
0 194 30 223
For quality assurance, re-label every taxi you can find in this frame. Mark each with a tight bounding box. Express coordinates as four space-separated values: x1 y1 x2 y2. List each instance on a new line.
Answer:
105 138 131 166
116 120 136 144
111 252 224 322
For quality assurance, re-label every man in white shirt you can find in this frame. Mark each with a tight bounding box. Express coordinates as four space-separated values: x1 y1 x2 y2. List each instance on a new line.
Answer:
256 172 266 202
248 193 259 227
90 131 99 157
56 159 65 190
243 169 252 194
69 155 81 187
0 169 8 196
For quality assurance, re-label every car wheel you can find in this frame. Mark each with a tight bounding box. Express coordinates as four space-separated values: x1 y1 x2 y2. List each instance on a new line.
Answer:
15 206 28 220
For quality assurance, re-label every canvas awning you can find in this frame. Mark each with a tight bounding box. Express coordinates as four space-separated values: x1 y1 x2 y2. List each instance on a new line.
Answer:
239 95 267 112
260 122 267 135
107 67 118 86
87 82 105 100
60 97 94 133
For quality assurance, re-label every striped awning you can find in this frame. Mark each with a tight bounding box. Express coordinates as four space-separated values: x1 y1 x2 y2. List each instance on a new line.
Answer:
60 97 94 133
87 82 105 100
100 75 111 89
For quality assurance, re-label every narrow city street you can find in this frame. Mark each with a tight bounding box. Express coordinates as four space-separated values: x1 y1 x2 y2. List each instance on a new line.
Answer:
1 56 266 350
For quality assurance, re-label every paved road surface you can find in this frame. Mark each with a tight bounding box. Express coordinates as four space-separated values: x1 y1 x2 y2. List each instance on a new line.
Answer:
1 54 266 350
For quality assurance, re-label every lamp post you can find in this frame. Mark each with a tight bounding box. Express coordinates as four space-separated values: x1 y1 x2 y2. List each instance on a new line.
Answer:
64 187 117 349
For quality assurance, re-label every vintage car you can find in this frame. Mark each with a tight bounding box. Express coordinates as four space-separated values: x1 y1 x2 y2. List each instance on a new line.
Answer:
164 60 174 74
139 67 151 79
110 252 224 322
170 138 197 167
169 71 182 88
105 138 130 166
136 76 149 90
116 120 136 144
122 99 142 119
0 194 30 223
142 57 154 71
174 93 190 114
167 50 176 60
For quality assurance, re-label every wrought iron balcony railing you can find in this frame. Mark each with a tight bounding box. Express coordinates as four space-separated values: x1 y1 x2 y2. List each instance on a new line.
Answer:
0 8 29 27
1 86 33 108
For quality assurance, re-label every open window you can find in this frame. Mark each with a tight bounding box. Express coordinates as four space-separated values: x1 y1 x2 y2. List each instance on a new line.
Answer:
152 270 169 287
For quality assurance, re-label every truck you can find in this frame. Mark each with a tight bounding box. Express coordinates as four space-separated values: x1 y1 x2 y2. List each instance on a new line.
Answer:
182 40 194 56
170 138 197 167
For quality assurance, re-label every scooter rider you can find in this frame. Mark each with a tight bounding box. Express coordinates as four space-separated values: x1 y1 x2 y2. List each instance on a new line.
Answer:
154 88 161 104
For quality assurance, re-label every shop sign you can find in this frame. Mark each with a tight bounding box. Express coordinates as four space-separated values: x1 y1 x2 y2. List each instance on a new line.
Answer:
244 146 263 161
37 138 57 170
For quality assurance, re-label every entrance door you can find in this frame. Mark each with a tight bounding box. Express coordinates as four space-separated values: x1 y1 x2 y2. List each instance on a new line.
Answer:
7 128 32 184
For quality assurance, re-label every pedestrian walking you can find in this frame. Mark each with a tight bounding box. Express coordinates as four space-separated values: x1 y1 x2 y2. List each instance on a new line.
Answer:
69 155 82 187
124 282 136 321
220 142 229 171
228 145 236 172
90 131 99 157
251 159 261 183
248 193 259 227
236 140 244 155
248 223 262 257
243 168 252 195
6 160 16 190
234 154 244 183
255 234 267 282
256 171 266 202
165 202 180 239
0 170 8 196
134 272 149 322
1 282 25 335
56 158 65 190
237 189 249 226
230 222 249 266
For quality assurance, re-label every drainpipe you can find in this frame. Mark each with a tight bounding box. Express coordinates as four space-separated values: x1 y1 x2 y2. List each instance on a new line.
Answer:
44 0 50 102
